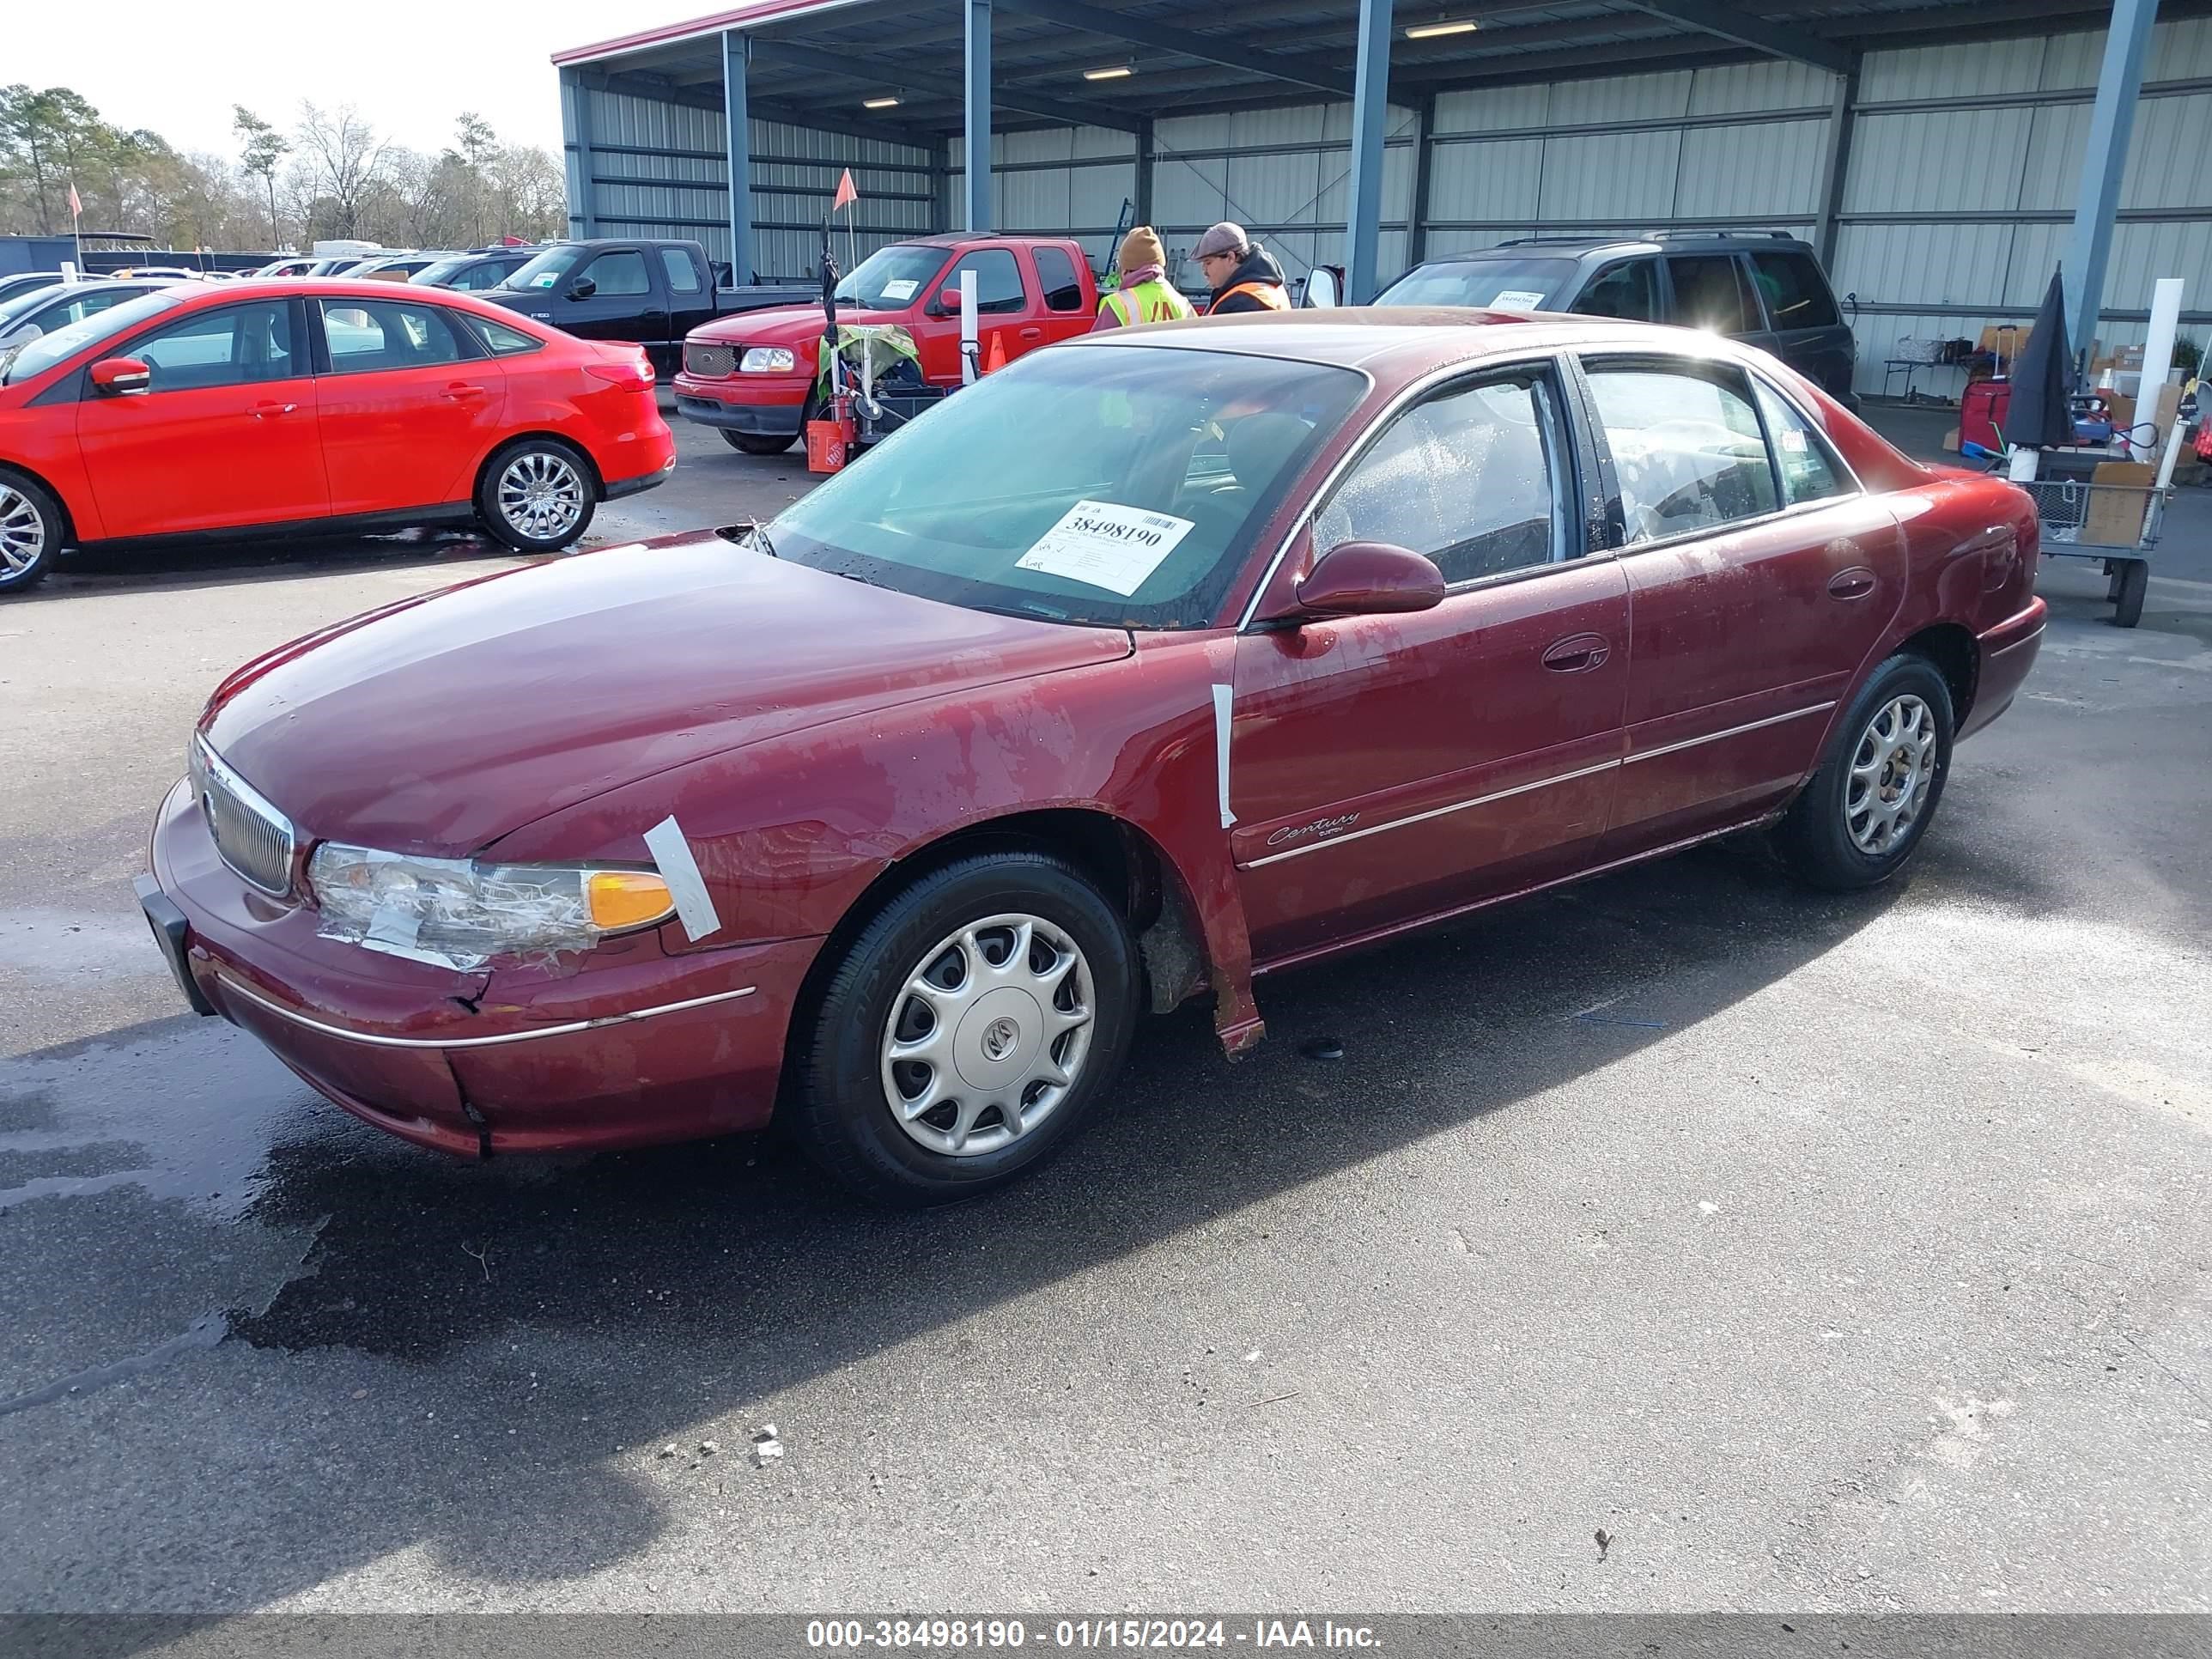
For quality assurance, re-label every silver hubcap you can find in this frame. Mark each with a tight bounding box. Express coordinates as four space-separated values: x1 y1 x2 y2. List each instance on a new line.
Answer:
1846 694 1938 854
497 452 585 542
0 486 46 578
879 913 1096 1158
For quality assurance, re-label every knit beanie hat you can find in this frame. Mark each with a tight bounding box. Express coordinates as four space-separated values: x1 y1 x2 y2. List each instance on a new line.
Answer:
1120 225 1166 272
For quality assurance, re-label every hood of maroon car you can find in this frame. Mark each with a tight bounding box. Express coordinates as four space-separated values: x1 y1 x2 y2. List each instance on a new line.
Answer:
201 537 1131 856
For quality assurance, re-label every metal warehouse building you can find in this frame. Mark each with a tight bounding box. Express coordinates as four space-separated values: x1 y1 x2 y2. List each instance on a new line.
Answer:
550 0 2199 398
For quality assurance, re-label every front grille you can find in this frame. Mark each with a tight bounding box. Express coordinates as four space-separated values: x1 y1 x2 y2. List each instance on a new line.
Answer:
193 738 296 896
684 343 736 379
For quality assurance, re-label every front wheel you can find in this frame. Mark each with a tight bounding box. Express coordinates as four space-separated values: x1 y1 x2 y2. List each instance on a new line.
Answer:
1771 653 1954 890
791 853 1139 1205
0 469 63 595
2112 558 2148 629
721 428 797 456
477 439 597 552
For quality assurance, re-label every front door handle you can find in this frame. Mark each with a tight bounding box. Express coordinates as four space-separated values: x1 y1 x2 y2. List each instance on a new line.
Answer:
1541 632 1612 672
1828 567 1876 599
1018 325 1043 341
250 400 297 419
442 382 488 402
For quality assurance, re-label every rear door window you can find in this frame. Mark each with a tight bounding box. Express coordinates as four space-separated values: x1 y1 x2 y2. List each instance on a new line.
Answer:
1664 255 1760 336
659 246 704 295
319 299 474 374
1747 250 1839 331
1583 361 1779 542
1751 379 1850 506
1573 259 1659 321
1031 246 1086 313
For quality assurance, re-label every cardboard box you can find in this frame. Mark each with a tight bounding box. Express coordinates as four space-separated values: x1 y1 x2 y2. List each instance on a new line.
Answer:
1942 426 1961 453
2082 461 2156 546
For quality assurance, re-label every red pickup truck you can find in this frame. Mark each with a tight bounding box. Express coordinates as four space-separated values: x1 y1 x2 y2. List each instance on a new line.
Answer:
672 233 1099 454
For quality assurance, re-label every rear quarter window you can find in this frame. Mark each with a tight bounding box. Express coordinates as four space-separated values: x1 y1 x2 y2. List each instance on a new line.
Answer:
1748 250 1840 331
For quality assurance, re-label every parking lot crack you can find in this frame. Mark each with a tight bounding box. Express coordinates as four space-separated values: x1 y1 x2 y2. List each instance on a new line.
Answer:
0 1313 228 1418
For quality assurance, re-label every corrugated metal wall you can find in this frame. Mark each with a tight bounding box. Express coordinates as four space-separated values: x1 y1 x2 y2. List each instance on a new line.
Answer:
948 127 1137 270
566 82 933 281
1838 16 2212 396
569 15 2212 387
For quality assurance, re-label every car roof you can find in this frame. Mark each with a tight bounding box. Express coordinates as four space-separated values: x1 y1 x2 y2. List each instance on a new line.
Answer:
1068 307 1775 380
1419 232 1815 263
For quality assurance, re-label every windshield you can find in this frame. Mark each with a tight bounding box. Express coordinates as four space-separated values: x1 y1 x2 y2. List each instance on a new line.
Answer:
411 257 472 285
501 245 588 292
1 289 185 386
833 244 951 310
768 343 1364 629
1375 256 1577 310
0 284 73 330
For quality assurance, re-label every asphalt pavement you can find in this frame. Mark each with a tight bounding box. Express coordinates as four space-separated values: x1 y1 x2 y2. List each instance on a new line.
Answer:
2 402 2208 1617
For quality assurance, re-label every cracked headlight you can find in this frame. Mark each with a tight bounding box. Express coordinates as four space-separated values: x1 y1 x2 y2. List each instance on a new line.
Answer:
307 844 675 969
740 346 796 374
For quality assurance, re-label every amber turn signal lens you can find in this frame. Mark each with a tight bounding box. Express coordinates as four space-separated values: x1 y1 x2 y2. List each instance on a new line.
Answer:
587 871 676 930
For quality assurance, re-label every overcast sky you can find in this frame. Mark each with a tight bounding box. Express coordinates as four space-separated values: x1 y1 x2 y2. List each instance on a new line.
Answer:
9 1 709 160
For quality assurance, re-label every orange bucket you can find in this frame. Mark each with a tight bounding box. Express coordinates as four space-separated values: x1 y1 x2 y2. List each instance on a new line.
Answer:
805 416 854 474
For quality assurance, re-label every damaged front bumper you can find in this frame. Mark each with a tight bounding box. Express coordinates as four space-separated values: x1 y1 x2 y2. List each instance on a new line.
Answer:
143 778 818 1158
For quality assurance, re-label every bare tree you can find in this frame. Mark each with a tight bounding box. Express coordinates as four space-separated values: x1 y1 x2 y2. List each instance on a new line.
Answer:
293 101 386 240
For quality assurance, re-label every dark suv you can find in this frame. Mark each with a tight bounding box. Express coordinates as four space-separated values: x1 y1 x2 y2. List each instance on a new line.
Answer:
1374 231 1857 407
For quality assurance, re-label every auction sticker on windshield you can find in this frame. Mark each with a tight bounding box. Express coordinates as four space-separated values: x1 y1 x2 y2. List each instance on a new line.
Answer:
1014 501 1195 596
880 278 920 301
1492 289 1547 309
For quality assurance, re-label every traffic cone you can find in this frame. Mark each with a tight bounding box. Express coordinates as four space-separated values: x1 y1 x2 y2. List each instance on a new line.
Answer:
983 331 1006 374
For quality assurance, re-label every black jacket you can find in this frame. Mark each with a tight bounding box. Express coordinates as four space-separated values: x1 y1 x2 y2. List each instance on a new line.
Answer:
1208 245 1288 314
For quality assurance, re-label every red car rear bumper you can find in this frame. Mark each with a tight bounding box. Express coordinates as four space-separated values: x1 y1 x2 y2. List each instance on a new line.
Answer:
1963 596 2047 739
144 780 817 1158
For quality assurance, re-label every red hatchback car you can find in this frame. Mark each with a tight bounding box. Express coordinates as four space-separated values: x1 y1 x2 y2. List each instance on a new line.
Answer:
0 278 674 592
137 313 2045 1202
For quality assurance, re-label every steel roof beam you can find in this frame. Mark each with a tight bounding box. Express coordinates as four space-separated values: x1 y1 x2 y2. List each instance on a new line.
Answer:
1607 0 1849 73
989 0 1355 97
749 35 1146 131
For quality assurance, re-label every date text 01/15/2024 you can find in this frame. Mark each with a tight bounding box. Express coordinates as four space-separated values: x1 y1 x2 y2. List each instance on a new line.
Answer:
805 1620 1382 1650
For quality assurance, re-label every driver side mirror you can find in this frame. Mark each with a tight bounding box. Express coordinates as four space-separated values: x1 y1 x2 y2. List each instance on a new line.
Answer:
89 356 152 397
928 286 959 316
1303 268 1340 309
567 276 598 301
1291 541 1445 619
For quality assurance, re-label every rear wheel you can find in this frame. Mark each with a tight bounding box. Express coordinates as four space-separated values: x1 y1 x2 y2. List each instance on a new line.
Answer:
1772 653 1954 890
2112 558 2148 629
0 470 61 596
790 852 1139 1205
477 438 597 551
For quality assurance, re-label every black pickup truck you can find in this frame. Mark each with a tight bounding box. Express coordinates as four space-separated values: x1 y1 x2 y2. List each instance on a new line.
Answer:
479 238 813 377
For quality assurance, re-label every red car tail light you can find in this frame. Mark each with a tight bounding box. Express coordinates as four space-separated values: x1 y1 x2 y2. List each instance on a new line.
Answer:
586 349 655 392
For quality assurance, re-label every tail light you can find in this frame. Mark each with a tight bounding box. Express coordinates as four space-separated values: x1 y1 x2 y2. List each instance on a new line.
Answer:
586 349 654 392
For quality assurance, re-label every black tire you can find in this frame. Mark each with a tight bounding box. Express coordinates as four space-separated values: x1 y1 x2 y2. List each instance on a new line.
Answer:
721 428 796 456
1772 653 1955 891
2112 558 2148 629
0 467 63 596
475 437 599 552
791 852 1139 1205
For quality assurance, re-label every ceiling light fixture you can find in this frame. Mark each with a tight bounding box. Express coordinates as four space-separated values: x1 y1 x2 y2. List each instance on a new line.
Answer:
1403 17 1478 37
863 94 902 108
1082 64 1135 80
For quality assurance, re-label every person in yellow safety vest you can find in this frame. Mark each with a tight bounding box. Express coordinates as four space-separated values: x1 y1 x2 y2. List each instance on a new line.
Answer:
1091 225 1196 332
1192 222 1290 315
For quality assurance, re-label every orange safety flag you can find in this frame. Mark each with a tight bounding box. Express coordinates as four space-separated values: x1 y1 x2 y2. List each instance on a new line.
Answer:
831 168 858 211
68 182 82 220
983 331 1006 374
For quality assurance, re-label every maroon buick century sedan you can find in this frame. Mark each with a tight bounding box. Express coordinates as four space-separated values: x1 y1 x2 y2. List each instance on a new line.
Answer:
138 313 2045 1202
